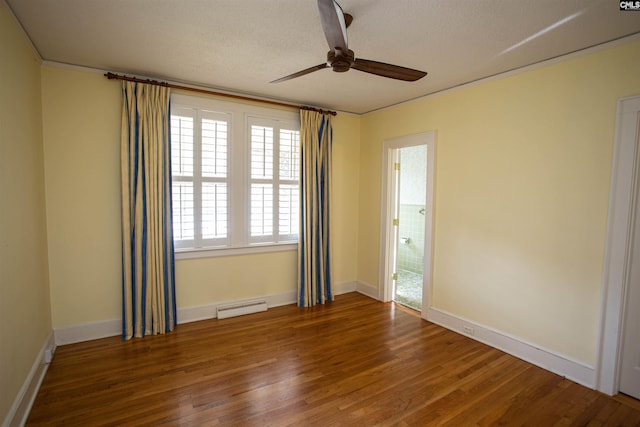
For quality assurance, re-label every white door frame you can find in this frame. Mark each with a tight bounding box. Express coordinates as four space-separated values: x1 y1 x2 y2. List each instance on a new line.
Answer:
597 95 640 394
379 131 436 318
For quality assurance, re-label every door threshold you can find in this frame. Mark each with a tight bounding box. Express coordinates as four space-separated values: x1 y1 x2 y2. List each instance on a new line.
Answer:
393 301 421 317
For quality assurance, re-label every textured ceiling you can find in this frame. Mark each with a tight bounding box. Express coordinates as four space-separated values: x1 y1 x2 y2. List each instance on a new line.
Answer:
6 0 640 114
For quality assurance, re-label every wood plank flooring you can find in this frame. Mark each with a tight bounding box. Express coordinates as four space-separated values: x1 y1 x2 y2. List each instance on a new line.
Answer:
27 293 640 426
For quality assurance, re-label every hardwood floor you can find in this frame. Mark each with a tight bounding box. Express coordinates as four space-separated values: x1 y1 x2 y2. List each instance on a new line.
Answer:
27 293 640 426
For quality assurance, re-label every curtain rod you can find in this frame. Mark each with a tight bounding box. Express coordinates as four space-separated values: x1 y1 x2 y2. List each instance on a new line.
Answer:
104 72 337 116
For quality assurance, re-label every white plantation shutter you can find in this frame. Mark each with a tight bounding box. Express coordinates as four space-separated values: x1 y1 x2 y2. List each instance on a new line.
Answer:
279 184 298 236
278 129 300 240
202 118 227 178
199 114 229 246
250 183 273 236
251 126 273 179
249 119 300 244
172 181 194 240
279 129 299 180
250 123 274 242
202 182 227 239
172 116 194 177
171 113 195 246
171 107 230 249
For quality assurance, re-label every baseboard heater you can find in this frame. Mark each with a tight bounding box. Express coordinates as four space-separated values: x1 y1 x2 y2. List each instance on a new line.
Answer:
217 300 268 319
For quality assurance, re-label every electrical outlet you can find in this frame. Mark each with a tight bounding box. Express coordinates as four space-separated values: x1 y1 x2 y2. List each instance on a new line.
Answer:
463 325 474 336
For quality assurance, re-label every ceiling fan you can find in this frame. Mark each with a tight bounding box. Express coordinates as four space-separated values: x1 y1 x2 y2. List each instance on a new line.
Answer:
271 0 427 83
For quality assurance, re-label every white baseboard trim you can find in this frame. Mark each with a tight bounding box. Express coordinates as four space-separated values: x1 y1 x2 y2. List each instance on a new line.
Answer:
3 331 55 427
179 282 358 324
177 290 298 324
54 283 358 346
426 307 596 389
356 281 380 300
54 319 121 346
335 281 358 295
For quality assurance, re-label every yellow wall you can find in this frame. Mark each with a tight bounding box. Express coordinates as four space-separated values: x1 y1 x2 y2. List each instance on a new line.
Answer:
40 66 361 327
331 113 361 282
359 40 640 365
0 2 51 422
41 66 122 328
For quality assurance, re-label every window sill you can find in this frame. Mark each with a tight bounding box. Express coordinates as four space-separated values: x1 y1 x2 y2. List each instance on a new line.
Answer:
175 243 298 260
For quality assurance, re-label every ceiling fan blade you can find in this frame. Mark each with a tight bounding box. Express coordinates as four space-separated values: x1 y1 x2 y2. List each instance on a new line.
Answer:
317 0 348 53
270 63 329 83
352 58 427 82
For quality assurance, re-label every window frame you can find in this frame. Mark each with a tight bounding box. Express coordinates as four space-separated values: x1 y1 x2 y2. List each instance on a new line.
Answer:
170 94 300 259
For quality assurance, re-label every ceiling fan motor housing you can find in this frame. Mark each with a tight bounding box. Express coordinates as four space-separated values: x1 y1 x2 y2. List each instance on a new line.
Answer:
327 49 355 72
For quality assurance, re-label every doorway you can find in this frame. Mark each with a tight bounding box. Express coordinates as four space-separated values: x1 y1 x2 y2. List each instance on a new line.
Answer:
394 145 427 310
598 95 640 398
619 169 640 399
380 132 435 317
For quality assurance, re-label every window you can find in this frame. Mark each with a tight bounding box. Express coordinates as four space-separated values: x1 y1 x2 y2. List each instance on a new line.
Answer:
248 118 300 244
170 94 300 256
